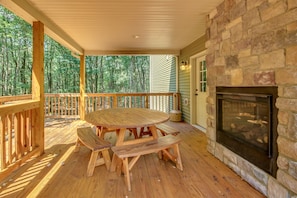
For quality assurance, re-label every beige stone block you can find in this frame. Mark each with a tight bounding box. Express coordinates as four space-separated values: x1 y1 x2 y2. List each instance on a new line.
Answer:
207 142 215 155
278 110 289 125
284 86 297 98
286 46 297 66
278 126 288 139
206 127 216 141
289 161 297 179
260 1 286 22
238 48 252 58
277 124 288 138
242 169 267 195
231 23 243 43
276 98 297 112
222 30 230 40
247 0 266 10
231 68 243 85
276 68 297 85
214 56 225 66
239 56 259 67
277 136 297 160
220 39 231 56
243 8 261 30
242 68 255 85
278 86 284 97
215 143 224 161
268 176 290 198
277 169 297 194
288 113 297 140
260 49 285 69
288 0 297 9
287 21 297 32
268 0 278 4
223 149 238 164
209 8 218 19
252 167 268 184
277 155 289 170
226 17 242 29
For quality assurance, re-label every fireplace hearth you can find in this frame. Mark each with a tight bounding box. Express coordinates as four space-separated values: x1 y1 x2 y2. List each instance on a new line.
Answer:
216 86 278 177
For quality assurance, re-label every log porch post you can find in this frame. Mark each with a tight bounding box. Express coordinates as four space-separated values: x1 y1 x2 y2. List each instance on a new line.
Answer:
80 55 86 120
32 21 45 155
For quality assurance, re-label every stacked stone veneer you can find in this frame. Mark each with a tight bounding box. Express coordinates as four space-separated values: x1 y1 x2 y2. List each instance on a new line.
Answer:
205 0 297 197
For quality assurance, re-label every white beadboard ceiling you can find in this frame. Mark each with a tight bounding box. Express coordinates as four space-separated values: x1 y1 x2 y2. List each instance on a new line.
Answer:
1 0 223 55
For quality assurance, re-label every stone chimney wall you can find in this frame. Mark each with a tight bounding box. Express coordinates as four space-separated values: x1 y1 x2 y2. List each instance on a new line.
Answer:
205 0 297 197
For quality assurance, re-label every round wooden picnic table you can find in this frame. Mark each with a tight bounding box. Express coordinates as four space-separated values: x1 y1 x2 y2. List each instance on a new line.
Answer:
85 108 170 171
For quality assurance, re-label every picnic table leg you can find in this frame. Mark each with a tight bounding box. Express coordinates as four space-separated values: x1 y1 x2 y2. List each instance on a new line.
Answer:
110 128 126 172
148 125 158 139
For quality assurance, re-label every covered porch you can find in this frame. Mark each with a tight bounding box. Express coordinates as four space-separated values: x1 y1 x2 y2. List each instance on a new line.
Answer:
0 118 263 197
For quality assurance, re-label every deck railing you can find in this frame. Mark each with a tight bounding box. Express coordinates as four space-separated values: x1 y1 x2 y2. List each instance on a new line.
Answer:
45 92 180 117
0 100 41 179
0 92 180 177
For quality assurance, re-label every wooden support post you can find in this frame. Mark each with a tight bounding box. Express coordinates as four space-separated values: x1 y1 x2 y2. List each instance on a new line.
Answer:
80 55 86 120
32 21 45 155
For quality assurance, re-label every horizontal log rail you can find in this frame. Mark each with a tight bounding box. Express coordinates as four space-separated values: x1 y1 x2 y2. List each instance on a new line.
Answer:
0 95 32 105
0 100 41 180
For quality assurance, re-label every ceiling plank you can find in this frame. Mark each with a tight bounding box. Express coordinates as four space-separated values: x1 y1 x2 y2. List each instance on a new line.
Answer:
11 0 84 54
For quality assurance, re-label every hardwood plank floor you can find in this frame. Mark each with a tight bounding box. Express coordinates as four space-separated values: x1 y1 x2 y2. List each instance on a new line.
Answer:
0 118 265 198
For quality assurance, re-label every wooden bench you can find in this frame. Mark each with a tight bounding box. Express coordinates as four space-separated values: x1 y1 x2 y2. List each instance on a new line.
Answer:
74 127 112 177
156 123 180 136
139 123 180 137
111 135 183 191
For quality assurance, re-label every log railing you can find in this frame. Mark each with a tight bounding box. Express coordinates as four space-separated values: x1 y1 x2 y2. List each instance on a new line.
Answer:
0 100 41 180
45 93 80 118
45 92 180 117
85 92 180 114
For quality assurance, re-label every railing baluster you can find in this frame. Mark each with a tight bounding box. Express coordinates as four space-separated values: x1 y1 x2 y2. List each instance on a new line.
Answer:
0 116 6 170
8 114 13 164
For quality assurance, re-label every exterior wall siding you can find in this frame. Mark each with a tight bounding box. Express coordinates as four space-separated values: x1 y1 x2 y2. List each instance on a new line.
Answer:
179 35 206 123
150 55 177 93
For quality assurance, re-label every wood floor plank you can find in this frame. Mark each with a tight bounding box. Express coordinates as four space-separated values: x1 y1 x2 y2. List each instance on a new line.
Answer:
0 119 265 198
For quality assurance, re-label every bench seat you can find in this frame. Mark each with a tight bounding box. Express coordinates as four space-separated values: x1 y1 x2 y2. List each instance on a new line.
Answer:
156 123 180 136
75 127 112 177
111 135 183 191
139 123 180 137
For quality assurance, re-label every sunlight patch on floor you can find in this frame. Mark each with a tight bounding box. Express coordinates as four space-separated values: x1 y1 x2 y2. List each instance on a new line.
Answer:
27 145 75 197
0 154 56 197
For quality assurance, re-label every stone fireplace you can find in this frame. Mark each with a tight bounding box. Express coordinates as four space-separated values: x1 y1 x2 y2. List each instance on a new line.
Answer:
205 0 297 197
216 86 278 177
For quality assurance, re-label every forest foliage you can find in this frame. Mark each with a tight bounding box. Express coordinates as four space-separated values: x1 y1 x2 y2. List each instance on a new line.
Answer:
0 6 150 96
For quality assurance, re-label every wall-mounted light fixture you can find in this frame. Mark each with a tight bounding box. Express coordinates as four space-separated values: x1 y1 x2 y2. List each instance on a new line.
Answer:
180 61 188 71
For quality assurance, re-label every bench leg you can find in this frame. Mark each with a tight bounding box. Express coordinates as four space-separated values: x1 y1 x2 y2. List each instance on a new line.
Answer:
73 138 81 152
161 144 183 171
87 151 99 177
122 157 131 191
101 149 111 171
172 144 183 171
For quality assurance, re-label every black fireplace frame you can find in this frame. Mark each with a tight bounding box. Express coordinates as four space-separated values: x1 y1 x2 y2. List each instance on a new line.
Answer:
216 86 278 177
